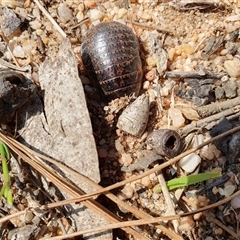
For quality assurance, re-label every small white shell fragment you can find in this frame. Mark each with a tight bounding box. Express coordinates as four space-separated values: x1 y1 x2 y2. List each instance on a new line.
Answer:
169 107 185 129
179 153 201 173
231 195 240 209
117 94 150 136
219 185 235 198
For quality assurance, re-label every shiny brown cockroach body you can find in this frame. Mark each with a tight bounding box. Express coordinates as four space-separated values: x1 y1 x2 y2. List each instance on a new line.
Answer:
80 21 142 101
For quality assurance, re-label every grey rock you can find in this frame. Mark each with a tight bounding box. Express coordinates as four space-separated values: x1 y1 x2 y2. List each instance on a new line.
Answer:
214 86 225 100
18 38 112 239
222 80 237 98
1 7 21 37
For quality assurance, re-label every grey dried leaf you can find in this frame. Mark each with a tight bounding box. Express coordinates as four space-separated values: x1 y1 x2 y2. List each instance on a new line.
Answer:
121 151 163 172
18 38 112 239
117 93 150 137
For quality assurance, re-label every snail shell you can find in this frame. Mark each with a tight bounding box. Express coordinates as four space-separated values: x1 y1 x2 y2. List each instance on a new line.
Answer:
117 93 149 137
147 129 182 158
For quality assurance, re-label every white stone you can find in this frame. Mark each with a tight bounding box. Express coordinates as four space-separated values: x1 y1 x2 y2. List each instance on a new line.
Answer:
58 3 73 23
76 11 84 22
231 195 240 209
89 9 104 22
143 80 150 90
118 8 128 18
179 153 201 173
219 185 235 197
224 59 240 77
223 185 235 197
121 184 134 199
169 107 185 129
121 153 133 166
13 45 25 58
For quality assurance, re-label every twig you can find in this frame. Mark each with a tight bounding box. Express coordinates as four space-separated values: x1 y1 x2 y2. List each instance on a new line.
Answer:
157 172 179 232
197 96 240 118
0 58 29 72
202 35 225 60
179 106 240 136
0 134 146 239
194 36 208 53
126 20 173 35
2 188 240 240
156 83 163 113
182 196 239 239
164 69 226 79
70 17 89 30
33 0 66 38
2 125 239 206
0 133 178 239
38 189 240 240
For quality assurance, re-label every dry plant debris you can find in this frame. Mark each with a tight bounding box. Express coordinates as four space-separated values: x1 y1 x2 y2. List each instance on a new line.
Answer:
1 0 240 240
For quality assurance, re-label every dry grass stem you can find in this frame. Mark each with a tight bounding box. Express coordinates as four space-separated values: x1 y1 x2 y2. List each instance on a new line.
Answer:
37 189 240 240
126 20 173 34
0 58 28 72
22 125 240 203
33 0 67 38
182 196 239 239
157 172 179 232
0 134 146 239
0 126 240 238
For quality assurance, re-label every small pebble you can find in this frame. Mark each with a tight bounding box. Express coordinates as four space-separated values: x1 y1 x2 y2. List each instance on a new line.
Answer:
99 138 106 145
80 75 90 85
152 193 160 200
118 8 128 18
224 59 240 77
179 153 201 173
214 228 223 235
121 153 133 166
219 185 235 197
121 184 134 199
58 3 73 23
145 70 155 81
1 7 21 37
85 0 97 9
141 176 150 187
89 9 104 21
169 107 185 129
179 216 195 232
76 11 84 22
142 80 150 90
13 45 25 58
98 148 108 158
231 195 240 209
222 79 237 98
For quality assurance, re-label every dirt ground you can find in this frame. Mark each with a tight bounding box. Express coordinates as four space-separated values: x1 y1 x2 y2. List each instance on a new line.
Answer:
1 0 240 239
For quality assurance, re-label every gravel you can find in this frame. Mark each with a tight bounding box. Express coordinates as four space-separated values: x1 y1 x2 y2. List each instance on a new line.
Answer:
1 0 240 239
